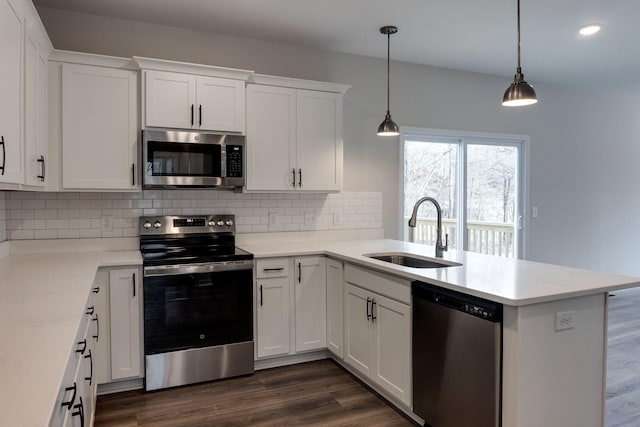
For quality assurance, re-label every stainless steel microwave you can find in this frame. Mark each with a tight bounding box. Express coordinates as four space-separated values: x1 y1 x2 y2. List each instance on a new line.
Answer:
142 130 245 189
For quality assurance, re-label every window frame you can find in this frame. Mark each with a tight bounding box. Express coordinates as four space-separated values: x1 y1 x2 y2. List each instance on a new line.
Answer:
399 127 530 259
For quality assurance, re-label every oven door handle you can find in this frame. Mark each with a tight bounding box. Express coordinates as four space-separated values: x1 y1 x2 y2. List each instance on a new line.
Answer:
144 260 254 277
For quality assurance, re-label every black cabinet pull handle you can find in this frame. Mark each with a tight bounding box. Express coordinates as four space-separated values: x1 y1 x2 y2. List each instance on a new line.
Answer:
76 339 87 355
0 136 5 176
72 397 85 427
291 168 296 187
37 155 45 181
84 349 93 386
92 314 99 342
86 306 94 315
92 286 100 294
131 163 135 186
263 267 284 272
199 104 202 126
372 299 377 322
132 272 136 297
259 285 263 306
298 262 302 283
298 169 302 187
61 382 76 410
366 297 372 320
190 104 194 126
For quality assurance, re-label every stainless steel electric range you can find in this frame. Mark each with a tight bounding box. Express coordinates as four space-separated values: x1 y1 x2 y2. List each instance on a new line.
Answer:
139 214 254 391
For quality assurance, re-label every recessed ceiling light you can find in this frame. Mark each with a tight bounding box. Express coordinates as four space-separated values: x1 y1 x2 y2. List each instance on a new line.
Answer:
579 24 601 36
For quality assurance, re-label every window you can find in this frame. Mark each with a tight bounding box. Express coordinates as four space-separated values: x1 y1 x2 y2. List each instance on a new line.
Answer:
401 128 528 259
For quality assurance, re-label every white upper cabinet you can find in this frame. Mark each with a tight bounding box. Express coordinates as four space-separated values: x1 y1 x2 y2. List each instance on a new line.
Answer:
61 63 138 190
246 85 296 191
144 70 196 130
24 16 52 187
135 56 252 133
245 75 348 192
0 0 24 186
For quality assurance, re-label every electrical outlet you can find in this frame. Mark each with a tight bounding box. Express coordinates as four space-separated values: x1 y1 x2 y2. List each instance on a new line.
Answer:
532 206 539 218
304 212 316 226
101 215 113 232
268 212 278 226
555 311 575 331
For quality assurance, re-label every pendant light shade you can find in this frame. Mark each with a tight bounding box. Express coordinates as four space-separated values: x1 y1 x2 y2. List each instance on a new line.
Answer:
502 0 538 107
378 25 399 136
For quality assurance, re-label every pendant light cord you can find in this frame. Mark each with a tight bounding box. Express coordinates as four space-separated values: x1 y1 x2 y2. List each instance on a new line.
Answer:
516 0 522 71
386 32 391 113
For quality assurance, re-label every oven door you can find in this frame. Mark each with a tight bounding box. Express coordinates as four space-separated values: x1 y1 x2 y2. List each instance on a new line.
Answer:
143 263 253 355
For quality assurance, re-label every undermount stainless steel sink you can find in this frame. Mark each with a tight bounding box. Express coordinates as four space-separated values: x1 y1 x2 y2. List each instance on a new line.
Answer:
365 253 462 269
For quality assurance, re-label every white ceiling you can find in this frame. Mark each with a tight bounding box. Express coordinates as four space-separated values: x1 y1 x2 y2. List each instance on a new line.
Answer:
33 0 640 90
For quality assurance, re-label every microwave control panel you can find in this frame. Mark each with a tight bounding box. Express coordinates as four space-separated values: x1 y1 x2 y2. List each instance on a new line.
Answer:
226 145 243 178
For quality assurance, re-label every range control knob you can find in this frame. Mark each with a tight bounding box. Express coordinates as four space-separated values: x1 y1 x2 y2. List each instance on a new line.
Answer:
153 221 162 229
208 220 216 227
216 220 224 227
225 219 233 227
143 221 152 229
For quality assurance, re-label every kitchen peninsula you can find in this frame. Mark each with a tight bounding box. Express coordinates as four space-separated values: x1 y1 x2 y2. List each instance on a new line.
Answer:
1 236 638 427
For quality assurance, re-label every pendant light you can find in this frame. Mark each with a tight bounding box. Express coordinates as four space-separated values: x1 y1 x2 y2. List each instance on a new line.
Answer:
377 25 400 136
502 0 538 107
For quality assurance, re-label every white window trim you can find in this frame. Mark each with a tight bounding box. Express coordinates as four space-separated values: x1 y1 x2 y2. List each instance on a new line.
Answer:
399 126 530 259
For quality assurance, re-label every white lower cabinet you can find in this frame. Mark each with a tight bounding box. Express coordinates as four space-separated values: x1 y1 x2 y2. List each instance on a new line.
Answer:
255 256 328 358
255 258 291 358
326 258 344 358
343 265 412 407
53 288 99 427
109 268 142 380
294 256 326 352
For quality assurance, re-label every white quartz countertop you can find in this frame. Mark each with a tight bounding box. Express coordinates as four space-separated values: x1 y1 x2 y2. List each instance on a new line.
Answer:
238 238 640 306
0 248 141 427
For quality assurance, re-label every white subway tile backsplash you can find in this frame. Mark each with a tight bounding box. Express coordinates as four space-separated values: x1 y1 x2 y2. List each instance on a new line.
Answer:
3 190 383 240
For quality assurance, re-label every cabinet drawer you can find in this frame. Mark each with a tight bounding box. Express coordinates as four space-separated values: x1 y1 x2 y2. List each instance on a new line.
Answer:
344 264 411 304
256 258 289 278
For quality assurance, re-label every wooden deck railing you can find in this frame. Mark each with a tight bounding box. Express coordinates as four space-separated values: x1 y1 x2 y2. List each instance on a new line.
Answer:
408 218 515 258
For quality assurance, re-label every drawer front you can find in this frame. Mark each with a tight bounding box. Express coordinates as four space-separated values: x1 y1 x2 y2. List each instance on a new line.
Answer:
256 258 290 278
344 263 411 304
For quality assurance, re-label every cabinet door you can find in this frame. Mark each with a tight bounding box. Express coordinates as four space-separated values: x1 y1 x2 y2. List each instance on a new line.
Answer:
92 269 110 385
344 283 374 377
62 64 138 190
372 293 412 406
326 258 344 358
145 70 196 129
296 90 342 191
246 84 296 191
196 76 245 132
294 256 326 352
109 268 142 380
24 32 48 187
256 276 291 358
0 0 23 185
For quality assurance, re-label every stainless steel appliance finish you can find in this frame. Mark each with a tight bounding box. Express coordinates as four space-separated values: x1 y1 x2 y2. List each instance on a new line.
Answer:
145 341 254 391
142 129 245 189
412 281 502 427
140 214 254 391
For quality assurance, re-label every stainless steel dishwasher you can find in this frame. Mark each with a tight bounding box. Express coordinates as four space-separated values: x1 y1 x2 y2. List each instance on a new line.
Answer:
412 281 502 427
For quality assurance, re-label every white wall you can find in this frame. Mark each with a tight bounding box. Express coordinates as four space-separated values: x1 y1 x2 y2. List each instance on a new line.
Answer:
34 7 640 277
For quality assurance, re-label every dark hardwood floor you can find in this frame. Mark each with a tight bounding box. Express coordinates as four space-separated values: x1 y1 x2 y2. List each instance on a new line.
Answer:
95 359 416 426
606 287 640 427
